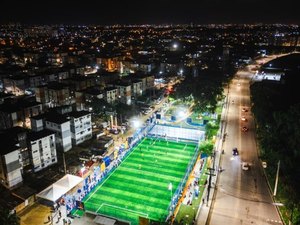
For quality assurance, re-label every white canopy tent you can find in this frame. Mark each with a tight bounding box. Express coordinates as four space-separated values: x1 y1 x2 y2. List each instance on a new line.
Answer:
37 174 83 202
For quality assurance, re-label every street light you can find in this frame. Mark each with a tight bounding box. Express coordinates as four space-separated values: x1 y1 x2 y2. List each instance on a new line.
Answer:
132 119 141 129
273 160 280 196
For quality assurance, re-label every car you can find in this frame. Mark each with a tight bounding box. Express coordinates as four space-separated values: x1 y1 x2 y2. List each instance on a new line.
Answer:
242 126 248 132
262 161 267 168
232 147 239 156
242 162 250 170
241 116 247 122
109 128 119 135
242 107 248 112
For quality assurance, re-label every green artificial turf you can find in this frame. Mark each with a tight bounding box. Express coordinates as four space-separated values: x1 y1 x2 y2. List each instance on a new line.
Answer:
74 137 197 225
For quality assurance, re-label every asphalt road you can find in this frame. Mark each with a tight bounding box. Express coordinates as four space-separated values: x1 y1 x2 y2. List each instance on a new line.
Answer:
206 61 283 225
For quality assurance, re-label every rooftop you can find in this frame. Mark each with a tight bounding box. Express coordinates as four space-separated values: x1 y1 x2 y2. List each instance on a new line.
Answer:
28 129 55 142
67 110 91 119
45 113 70 124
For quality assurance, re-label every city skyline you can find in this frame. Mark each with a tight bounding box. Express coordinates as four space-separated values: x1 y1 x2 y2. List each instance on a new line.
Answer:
0 0 299 25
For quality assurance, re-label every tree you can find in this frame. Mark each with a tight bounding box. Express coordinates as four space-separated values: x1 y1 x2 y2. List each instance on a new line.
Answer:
0 207 19 225
199 140 214 155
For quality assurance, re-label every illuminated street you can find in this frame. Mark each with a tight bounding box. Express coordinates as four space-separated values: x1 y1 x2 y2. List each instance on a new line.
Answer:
204 59 283 225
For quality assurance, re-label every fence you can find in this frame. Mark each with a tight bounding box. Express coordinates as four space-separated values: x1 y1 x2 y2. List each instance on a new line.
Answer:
165 143 201 223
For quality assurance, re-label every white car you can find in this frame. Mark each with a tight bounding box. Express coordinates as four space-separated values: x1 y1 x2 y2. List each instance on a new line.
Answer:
242 162 250 171
262 161 267 168
241 116 247 122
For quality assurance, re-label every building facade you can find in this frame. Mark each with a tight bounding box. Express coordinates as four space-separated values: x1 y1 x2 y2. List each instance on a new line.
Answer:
28 130 57 172
68 111 92 145
0 145 23 189
45 115 72 152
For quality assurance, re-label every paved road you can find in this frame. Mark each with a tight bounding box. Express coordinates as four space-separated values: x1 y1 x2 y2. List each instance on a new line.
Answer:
205 59 283 225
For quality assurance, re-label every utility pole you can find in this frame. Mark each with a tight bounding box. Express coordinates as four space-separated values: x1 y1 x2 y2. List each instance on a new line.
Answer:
62 152 67 174
212 151 216 171
273 160 280 196
206 168 215 206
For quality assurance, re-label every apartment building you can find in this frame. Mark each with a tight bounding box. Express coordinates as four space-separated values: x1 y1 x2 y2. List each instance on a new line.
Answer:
27 130 57 172
68 111 92 145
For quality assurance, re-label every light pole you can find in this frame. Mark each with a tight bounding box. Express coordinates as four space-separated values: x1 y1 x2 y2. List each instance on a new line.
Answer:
206 153 216 206
273 160 280 196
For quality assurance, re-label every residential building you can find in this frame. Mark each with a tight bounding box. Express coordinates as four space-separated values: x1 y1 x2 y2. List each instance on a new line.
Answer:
104 87 118 104
27 130 57 172
0 136 23 189
61 76 95 92
0 127 30 170
108 80 132 105
75 88 104 110
131 80 143 97
30 114 44 132
3 75 29 96
68 111 92 145
47 82 72 107
135 74 155 91
0 97 43 129
35 85 49 105
45 114 72 152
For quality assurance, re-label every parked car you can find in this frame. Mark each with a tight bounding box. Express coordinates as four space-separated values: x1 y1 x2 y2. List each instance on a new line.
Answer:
109 128 119 134
241 116 247 122
242 162 250 170
242 126 248 132
262 161 267 168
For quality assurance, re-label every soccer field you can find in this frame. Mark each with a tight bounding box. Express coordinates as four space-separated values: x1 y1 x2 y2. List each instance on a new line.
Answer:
78 137 198 224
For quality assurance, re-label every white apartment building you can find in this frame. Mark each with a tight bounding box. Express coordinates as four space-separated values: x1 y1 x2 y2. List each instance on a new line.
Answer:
115 83 132 105
68 111 92 145
45 115 72 152
105 87 118 104
131 80 143 97
28 130 57 172
0 145 23 189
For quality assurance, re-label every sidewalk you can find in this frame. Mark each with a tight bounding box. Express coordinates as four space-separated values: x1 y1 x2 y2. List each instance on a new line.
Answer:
195 150 221 225
195 90 228 225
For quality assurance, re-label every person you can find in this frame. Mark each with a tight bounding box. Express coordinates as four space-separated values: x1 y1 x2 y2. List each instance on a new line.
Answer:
48 216 51 221
222 149 224 154
59 210 61 218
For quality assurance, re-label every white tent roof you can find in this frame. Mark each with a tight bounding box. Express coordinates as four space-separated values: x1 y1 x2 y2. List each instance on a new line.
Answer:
37 174 83 202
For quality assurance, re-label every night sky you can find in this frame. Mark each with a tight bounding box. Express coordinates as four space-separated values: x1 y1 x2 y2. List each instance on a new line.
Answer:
0 0 299 25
